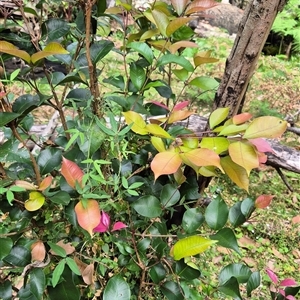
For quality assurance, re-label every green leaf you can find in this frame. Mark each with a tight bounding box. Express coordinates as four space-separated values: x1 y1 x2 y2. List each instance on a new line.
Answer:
43 19 70 41
103 275 131 300
199 137 229 154
175 259 200 281
49 191 71 205
219 263 252 285
132 195 162 218
66 257 81 275
127 42 154 64
0 280 12 300
149 263 167 284
0 238 13 260
24 191 45 211
151 9 169 37
130 63 146 90
210 228 241 255
37 148 62 175
88 40 114 65
182 208 204 233
161 281 184 300
218 124 248 136
48 242 67 258
0 112 21 126
247 271 261 297
205 196 229 230
173 68 189 81
52 260 66 287
241 198 255 218
218 276 242 300
229 202 247 227
160 183 180 208
30 268 45 300
209 107 229 129
189 76 219 91
3 245 31 267
157 54 194 72
171 235 216 260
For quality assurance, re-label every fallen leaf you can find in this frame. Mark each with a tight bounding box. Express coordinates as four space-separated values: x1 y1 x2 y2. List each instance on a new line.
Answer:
56 240 75 255
31 241 46 262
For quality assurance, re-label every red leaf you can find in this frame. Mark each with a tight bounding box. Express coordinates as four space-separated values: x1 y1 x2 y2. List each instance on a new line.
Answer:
255 194 274 209
75 200 100 237
279 278 298 287
151 101 169 111
38 176 53 191
61 157 84 188
112 221 127 231
249 138 274 153
174 100 190 111
266 268 278 284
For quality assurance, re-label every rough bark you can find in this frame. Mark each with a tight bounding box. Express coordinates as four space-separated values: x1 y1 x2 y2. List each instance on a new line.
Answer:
213 0 288 117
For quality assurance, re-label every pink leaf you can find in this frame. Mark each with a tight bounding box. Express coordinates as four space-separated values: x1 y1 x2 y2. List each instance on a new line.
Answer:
249 138 274 153
286 295 297 300
112 221 127 231
174 100 190 111
279 289 286 297
266 269 278 284
61 157 84 188
93 211 110 233
151 101 169 111
279 278 298 287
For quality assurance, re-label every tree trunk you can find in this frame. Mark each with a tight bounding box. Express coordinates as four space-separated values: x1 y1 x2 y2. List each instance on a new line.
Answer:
213 0 288 117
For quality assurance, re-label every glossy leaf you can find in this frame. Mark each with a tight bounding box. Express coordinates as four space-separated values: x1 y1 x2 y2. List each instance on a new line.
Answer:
38 176 53 191
31 42 68 64
93 211 110 232
75 199 101 236
48 242 67 258
149 263 167 284
161 281 184 300
171 235 216 260
180 148 223 172
185 0 218 15
189 76 219 91
182 137 199 149
132 195 162 218
232 113 252 125
52 260 65 287
157 54 194 72
247 271 261 297
171 0 189 15
0 41 31 63
103 275 131 300
151 151 182 180
25 191 45 211
174 100 190 111
122 111 148 135
29 268 45 300
200 137 229 154
166 17 196 36
61 157 84 189
169 41 198 54
219 263 252 285
152 9 169 37
0 238 13 260
31 241 46 262
218 124 248 136
130 64 146 90
205 196 229 230
243 116 288 139
175 259 200 280
229 202 246 227
210 228 241 255
182 208 204 233
266 268 278 284
228 141 259 175
0 280 11 300
3 245 31 267
255 194 274 209
146 124 173 139
37 148 62 175
151 136 166 152
280 279 298 287
209 107 229 129
221 156 249 192
160 184 180 208
218 276 242 300
127 42 153 64
0 112 21 127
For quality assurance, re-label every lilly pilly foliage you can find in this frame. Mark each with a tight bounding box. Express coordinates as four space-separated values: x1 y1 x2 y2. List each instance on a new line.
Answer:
0 0 294 299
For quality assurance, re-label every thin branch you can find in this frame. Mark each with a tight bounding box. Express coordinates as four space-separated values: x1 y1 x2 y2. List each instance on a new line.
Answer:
274 167 293 192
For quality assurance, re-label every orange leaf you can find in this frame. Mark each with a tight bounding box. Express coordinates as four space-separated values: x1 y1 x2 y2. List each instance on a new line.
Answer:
168 110 194 123
56 240 75 255
61 157 84 189
243 116 287 139
232 113 252 125
168 41 198 54
31 241 46 262
220 156 249 192
82 264 94 285
255 194 274 209
151 151 182 180
180 148 224 172
171 0 189 15
185 0 218 15
38 176 53 191
228 141 259 176
75 199 101 237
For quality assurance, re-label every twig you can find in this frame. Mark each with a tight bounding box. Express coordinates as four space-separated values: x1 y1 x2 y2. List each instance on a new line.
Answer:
274 166 293 192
